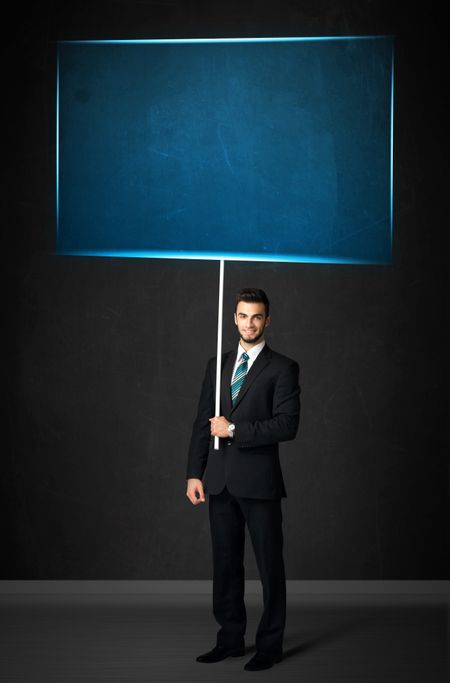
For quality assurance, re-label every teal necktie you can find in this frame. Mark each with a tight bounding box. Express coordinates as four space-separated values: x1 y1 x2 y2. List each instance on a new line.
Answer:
231 351 249 407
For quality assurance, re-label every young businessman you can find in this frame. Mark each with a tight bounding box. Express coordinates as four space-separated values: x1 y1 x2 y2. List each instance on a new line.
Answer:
186 288 300 672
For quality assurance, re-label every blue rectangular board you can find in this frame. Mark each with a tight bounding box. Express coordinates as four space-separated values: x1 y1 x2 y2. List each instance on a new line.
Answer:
57 36 394 264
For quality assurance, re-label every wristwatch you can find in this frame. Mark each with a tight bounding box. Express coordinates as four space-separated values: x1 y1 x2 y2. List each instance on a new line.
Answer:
227 423 236 437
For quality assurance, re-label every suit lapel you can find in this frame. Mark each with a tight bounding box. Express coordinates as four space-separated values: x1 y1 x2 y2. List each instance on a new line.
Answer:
220 351 235 417
230 344 272 414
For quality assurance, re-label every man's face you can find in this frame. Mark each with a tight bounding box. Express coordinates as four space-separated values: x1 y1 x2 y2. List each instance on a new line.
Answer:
234 301 270 346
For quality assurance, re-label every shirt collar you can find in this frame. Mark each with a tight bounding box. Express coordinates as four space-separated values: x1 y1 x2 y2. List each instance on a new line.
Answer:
237 339 266 361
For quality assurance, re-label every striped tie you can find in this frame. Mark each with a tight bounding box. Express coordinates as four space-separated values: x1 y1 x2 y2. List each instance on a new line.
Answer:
231 351 249 407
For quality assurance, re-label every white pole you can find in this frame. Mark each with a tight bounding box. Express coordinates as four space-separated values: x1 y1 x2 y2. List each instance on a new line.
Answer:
214 259 225 450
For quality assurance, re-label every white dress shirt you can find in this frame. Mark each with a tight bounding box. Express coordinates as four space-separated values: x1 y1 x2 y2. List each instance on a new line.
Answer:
231 340 266 379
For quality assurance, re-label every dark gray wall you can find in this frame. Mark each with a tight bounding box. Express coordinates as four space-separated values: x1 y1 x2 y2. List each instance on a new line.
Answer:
4 1 449 579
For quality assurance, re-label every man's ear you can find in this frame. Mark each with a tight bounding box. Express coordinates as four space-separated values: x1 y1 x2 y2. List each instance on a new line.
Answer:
265 315 271 328
234 312 238 326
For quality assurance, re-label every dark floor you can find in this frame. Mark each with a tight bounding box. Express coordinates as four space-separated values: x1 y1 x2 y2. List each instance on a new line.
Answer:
0 593 448 682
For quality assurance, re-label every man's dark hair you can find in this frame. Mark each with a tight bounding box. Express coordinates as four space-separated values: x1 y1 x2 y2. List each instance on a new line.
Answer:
235 288 270 316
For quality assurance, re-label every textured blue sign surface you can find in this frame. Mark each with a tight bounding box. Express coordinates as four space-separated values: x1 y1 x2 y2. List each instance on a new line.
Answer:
57 37 393 263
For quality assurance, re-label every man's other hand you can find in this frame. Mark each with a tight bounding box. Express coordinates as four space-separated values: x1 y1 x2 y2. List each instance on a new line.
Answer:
186 478 206 505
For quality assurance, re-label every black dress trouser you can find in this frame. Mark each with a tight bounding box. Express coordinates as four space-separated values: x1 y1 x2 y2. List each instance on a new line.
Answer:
208 485 286 655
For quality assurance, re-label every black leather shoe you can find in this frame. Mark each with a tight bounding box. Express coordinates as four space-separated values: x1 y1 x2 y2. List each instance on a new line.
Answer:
244 652 282 671
196 643 246 663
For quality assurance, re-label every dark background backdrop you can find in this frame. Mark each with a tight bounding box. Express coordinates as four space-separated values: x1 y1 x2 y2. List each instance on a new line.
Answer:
4 1 449 579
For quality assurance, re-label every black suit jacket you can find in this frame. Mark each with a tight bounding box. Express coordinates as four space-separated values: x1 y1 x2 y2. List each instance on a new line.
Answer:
186 344 300 499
